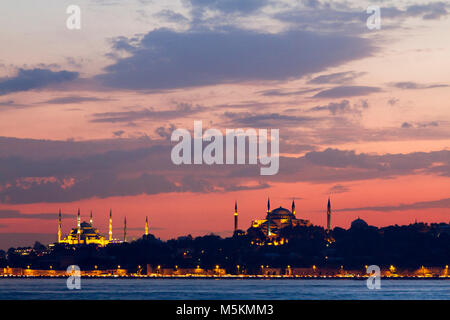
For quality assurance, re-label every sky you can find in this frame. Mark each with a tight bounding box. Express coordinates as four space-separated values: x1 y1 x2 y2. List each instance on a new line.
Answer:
0 0 449 249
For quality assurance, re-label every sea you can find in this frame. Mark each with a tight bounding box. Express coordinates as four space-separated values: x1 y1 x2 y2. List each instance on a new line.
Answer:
0 278 448 300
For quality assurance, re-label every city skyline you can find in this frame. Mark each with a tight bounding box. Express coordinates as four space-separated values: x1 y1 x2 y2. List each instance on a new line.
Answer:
0 0 449 250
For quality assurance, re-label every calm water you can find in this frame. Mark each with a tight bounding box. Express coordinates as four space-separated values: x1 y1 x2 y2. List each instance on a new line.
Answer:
0 278 448 300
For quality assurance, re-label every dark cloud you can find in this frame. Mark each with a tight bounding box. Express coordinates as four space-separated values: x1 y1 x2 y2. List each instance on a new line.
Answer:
154 9 189 23
336 197 450 212
91 103 205 123
401 122 413 129
258 87 321 97
0 68 79 95
392 82 448 90
0 136 158 159
313 86 381 98
307 71 366 85
0 209 72 220
405 2 449 20
113 130 125 137
188 0 269 14
276 1 450 34
327 184 350 194
0 100 27 109
42 96 109 104
223 111 317 127
1 133 450 203
388 98 399 106
308 100 368 115
155 124 176 139
401 121 439 129
97 28 373 90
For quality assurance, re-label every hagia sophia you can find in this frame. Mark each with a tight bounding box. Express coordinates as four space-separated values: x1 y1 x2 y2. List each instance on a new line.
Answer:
234 198 332 236
56 198 333 246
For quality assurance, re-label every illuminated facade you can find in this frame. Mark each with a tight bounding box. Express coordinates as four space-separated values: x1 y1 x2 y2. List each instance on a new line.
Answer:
250 199 311 237
58 209 125 246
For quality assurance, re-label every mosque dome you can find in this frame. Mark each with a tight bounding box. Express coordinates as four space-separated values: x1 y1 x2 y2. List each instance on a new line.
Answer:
351 218 369 229
268 206 295 219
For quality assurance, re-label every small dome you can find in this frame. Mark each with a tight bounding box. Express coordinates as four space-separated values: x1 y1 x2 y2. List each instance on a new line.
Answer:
351 218 369 229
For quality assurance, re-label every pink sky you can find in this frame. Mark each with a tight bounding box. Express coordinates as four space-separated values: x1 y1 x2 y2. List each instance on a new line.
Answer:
0 0 449 249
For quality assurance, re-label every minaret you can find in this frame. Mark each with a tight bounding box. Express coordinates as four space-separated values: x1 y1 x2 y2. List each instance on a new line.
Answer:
292 200 296 216
234 201 238 232
145 216 149 236
327 197 331 232
77 208 81 243
267 197 271 236
90 210 93 225
109 209 112 241
123 217 127 242
58 209 62 243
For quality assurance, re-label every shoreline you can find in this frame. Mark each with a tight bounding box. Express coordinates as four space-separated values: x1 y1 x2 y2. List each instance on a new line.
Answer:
1 275 448 280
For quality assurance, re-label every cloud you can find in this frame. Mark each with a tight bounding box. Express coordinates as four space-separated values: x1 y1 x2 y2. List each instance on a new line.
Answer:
308 100 368 115
392 82 448 90
0 68 79 95
188 0 269 15
401 122 413 129
0 209 72 220
327 184 350 194
90 103 205 123
258 87 321 97
223 111 317 127
42 96 109 104
154 9 189 23
336 197 450 212
97 28 373 90
307 71 366 85
401 121 439 129
113 130 125 137
1 134 450 203
313 86 381 98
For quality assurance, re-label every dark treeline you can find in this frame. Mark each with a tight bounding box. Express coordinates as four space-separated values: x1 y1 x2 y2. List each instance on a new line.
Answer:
1 222 449 273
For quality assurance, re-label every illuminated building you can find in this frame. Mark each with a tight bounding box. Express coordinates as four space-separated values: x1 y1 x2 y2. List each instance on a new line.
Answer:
59 209 110 246
57 209 62 243
234 201 238 232
145 216 149 236
58 209 133 246
123 216 127 242
250 198 311 237
109 209 112 241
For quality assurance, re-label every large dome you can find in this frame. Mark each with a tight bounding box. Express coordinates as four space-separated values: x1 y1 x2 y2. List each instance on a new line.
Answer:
268 206 294 219
351 218 369 229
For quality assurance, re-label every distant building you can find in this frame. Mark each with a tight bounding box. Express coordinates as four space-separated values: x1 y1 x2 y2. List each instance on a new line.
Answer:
350 217 369 229
58 209 132 246
250 198 311 237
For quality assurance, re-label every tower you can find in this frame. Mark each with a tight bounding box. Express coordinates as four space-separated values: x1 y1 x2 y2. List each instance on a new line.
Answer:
58 209 62 243
145 216 149 236
292 200 296 216
90 210 93 225
267 197 271 236
77 208 81 243
327 197 331 232
123 216 127 242
109 209 112 241
234 201 238 232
